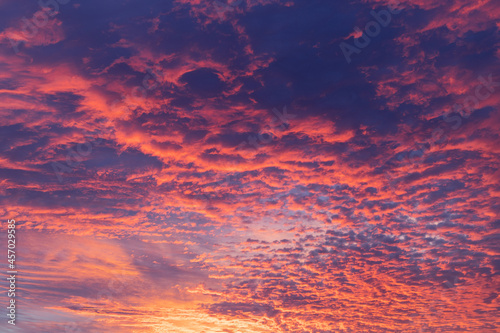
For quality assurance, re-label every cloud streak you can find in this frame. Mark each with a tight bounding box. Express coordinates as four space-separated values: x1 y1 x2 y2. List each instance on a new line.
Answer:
0 0 498 331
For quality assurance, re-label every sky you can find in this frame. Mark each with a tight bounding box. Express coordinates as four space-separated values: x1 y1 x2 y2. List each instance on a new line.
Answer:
0 0 499 332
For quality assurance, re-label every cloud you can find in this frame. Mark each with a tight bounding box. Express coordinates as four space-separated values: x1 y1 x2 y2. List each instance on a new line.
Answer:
0 0 498 331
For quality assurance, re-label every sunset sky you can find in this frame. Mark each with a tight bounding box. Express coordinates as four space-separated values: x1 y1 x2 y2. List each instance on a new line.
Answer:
0 0 499 332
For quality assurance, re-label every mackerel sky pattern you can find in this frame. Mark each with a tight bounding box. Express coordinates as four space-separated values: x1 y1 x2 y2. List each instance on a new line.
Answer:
0 0 499 332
